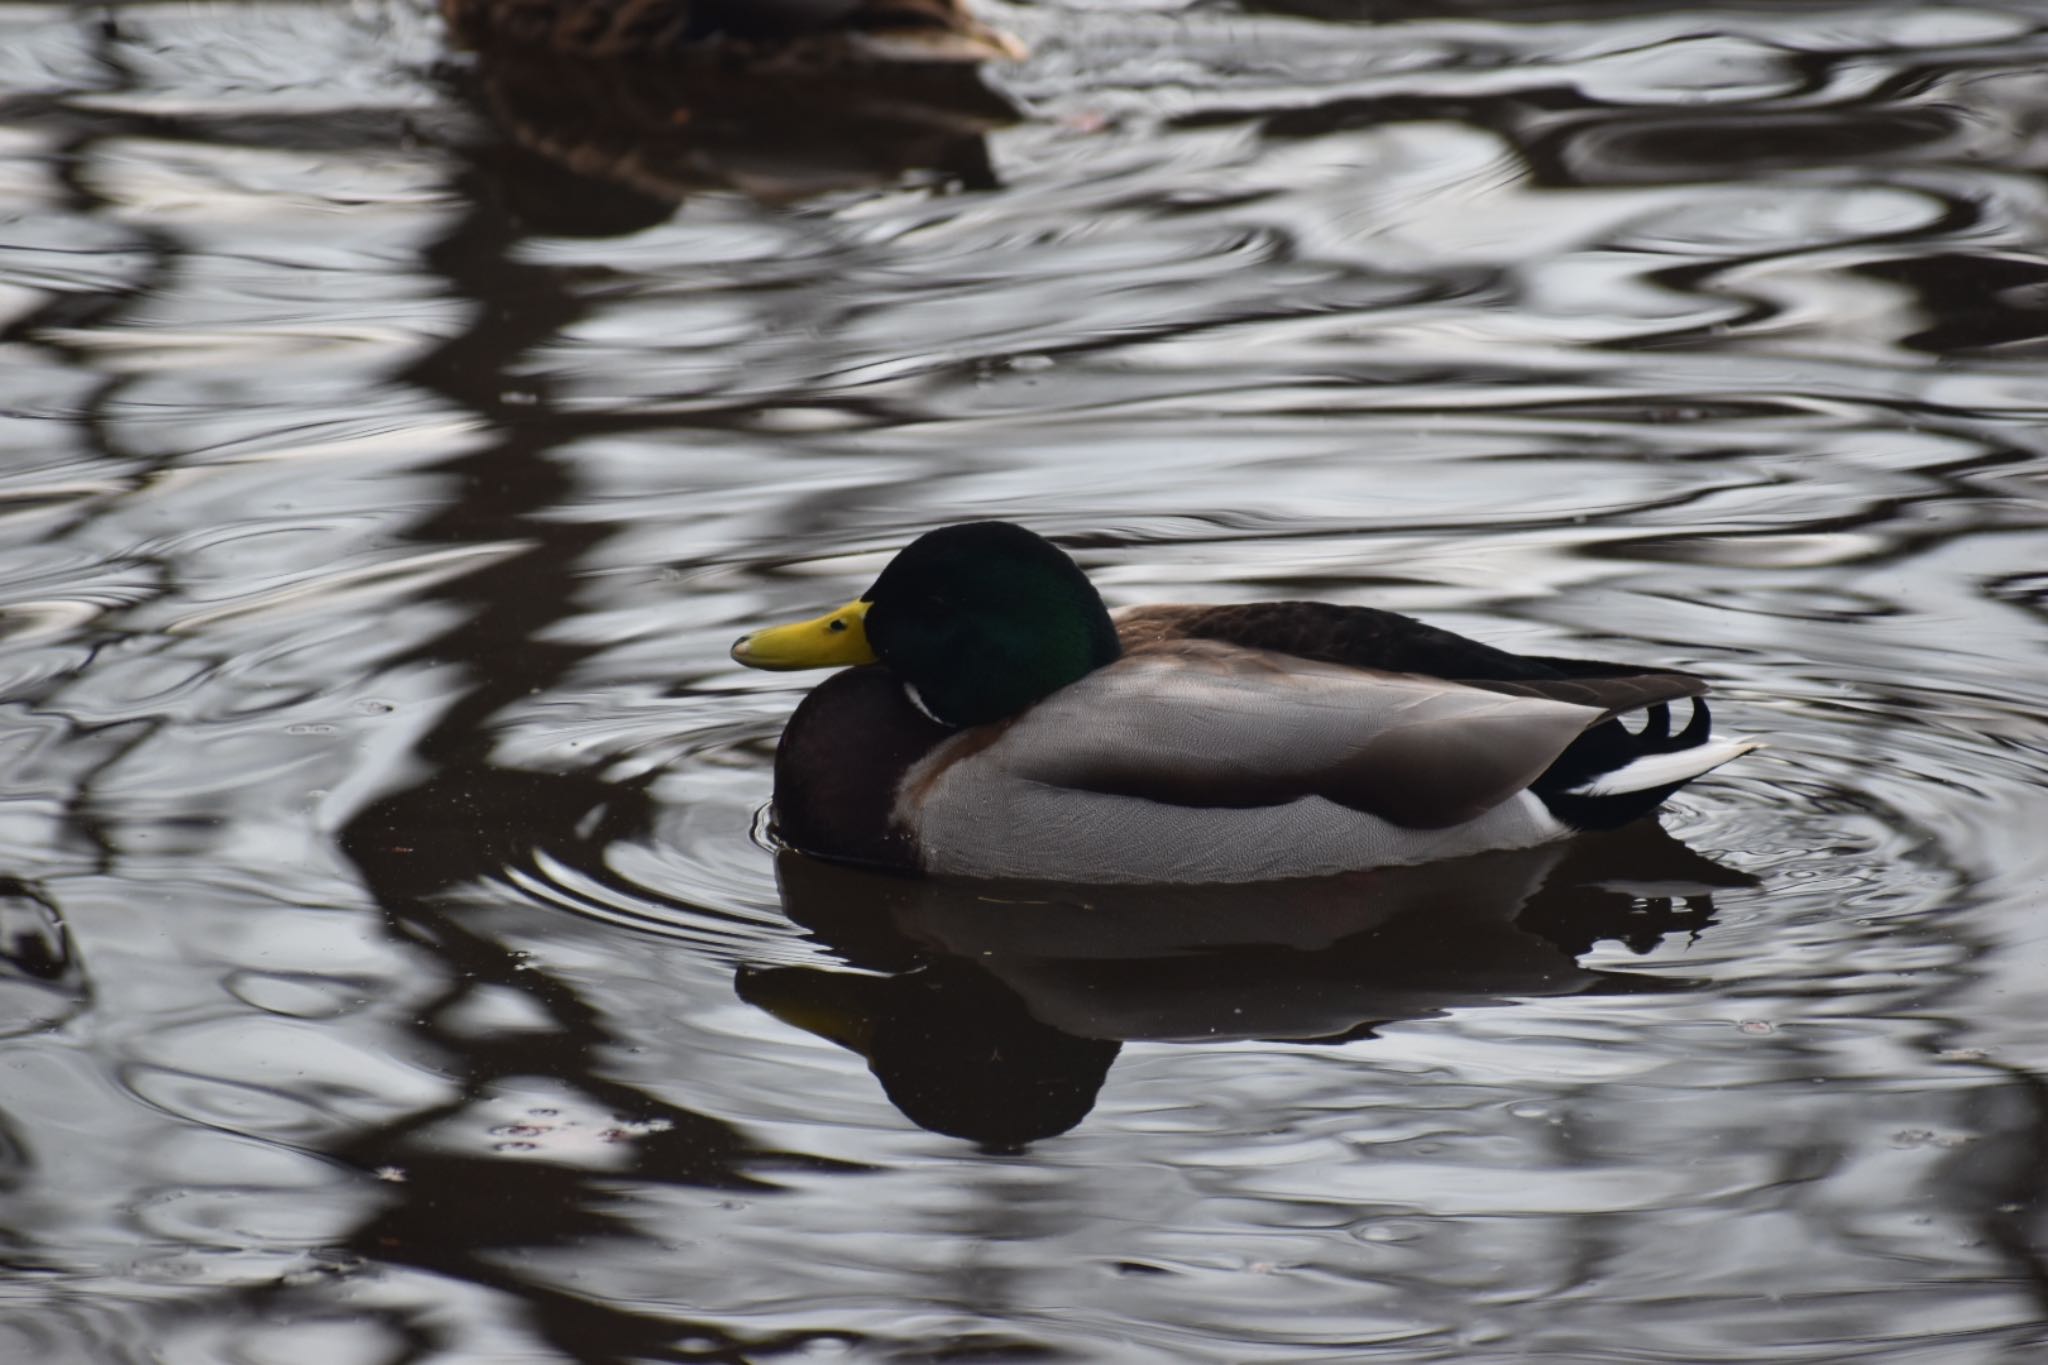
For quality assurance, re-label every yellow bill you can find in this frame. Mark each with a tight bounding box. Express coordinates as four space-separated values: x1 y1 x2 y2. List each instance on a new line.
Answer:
735 965 879 1058
731 598 876 670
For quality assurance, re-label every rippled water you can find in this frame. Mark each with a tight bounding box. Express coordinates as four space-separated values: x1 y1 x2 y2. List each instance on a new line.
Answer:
4 0 2048 1359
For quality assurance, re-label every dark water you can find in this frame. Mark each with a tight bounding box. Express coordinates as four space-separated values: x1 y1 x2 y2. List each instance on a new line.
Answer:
4 0 2048 1359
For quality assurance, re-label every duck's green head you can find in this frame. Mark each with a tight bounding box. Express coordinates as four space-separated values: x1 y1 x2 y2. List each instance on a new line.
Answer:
732 521 1121 727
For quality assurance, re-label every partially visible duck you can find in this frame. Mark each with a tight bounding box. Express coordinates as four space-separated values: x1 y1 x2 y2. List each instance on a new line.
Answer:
731 522 1760 884
443 0 1028 66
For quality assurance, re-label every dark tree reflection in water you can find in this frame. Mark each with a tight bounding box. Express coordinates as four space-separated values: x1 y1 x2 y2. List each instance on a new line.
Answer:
0 0 2046 1361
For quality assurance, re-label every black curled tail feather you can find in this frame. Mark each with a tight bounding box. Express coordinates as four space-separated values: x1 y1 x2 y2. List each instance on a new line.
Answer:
1534 696 1716 831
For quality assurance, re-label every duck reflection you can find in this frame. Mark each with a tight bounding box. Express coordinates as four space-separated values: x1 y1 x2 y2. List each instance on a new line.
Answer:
441 0 1023 229
741 824 1755 1147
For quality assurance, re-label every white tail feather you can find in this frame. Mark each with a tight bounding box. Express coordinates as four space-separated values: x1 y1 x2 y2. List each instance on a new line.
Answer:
1568 739 1762 797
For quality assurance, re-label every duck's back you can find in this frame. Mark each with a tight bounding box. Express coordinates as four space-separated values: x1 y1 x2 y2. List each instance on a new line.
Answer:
442 0 767 58
444 0 997 63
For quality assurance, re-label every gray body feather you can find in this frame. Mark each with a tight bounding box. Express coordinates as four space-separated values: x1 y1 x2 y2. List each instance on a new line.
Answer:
899 642 1587 882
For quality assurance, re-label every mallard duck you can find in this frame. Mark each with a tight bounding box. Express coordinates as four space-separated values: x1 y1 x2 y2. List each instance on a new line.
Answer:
443 0 1027 66
731 522 1759 883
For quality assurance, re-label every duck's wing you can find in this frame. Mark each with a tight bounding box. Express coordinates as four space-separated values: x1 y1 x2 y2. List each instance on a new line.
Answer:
957 642 1617 830
1457 669 1704 716
447 0 967 57
681 0 1019 53
1115 601 1705 695
694 0 860 34
1112 600 1715 780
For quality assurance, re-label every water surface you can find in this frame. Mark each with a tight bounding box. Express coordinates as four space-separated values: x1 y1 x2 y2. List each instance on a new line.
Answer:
3 0 2048 1360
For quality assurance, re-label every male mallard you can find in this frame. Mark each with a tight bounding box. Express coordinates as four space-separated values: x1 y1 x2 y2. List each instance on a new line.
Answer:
731 522 1759 883
443 0 1027 65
